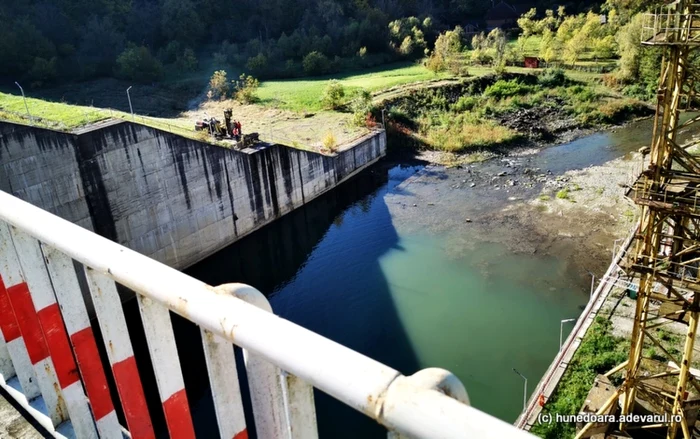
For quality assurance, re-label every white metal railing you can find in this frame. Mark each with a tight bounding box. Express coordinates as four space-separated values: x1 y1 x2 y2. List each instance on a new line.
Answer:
0 190 535 439
641 11 700 44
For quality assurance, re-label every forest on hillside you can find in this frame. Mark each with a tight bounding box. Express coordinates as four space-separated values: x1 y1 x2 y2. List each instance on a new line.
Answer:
0 0 610 87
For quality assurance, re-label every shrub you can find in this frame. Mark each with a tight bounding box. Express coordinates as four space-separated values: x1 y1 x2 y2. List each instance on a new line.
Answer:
322 132 337 151
425 115 520 152
451 96 479 112
115 46 163 82
351 89 374 126
556 188 570 199
234 74 260 104
208 70 229 99
484 79 532 99
321 80 345 110
538 68 567 87
303 51 330 75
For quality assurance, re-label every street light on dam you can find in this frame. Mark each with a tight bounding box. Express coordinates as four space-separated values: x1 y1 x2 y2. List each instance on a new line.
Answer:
512 368 528 411
126 86 134 120
560 318 576 350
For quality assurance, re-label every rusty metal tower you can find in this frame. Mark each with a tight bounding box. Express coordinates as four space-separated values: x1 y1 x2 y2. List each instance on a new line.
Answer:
578 2 700 438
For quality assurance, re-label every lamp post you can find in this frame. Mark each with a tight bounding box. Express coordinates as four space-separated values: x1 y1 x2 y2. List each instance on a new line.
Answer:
381 108 386 128
512 368 528 411
587 271 596 297
14 82 33 126
560 318 576 350
126 86 134 121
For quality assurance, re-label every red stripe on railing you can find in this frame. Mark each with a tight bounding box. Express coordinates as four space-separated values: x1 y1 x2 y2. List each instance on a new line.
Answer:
112 356 155 439
0 277 20 342
37 303 80 388
71 326 115 420
6 283 49 364
162 389 196 439
233 430 249 439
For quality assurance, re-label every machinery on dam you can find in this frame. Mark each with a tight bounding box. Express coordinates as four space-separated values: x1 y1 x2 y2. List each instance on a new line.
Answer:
578 2 700 438
194 107 260 147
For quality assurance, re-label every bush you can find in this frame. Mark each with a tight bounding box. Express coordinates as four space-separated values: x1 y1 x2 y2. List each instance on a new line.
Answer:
234 74 260 104
351 89 374 126
115 46 163 82
538 68 567 87
208 70 229 99
322 132 337 151
451 96 479 112
484 79 532 99
321 80 345 110
303 51 330 75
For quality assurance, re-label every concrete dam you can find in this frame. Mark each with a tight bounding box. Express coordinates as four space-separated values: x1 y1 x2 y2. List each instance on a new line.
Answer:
0 120 386 270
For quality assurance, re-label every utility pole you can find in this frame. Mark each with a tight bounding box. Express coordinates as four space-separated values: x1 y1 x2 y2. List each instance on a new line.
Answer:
126 86 134 121
14 82 33 126
512 368 528 411
560 318 576 350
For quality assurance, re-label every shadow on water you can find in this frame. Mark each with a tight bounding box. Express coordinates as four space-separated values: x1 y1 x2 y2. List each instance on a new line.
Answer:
175 162 421 438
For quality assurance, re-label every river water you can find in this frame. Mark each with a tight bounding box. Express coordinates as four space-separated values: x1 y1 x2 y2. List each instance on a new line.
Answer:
175 118 678 437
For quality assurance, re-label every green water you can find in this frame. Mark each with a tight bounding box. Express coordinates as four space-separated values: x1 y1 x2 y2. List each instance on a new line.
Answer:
185 118 676 437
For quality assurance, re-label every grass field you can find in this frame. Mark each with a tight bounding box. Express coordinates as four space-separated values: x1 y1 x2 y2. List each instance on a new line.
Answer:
256 62 450 112
0 92 111 129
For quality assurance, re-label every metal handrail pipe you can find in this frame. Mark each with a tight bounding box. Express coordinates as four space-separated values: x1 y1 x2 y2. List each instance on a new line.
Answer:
0 191 533 438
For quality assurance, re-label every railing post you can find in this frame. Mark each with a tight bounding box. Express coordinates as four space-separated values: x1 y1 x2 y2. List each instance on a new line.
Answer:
0 223 40 401
40 243 123 438
214 283 318 439
0 222 67 428
8 227 99 438
137 295 196 439
201 327 248 439
83 268 156 439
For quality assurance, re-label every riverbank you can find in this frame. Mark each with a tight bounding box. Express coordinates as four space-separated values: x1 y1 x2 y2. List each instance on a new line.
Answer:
382 70 653 159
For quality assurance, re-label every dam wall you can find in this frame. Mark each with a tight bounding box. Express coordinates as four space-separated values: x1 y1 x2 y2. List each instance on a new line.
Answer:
0 120 386 269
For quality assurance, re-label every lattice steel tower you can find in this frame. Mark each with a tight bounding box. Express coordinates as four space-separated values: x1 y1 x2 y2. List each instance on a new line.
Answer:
578 2 700 438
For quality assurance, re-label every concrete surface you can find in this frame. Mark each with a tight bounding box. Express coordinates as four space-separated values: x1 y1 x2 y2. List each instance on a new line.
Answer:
0 120 386 270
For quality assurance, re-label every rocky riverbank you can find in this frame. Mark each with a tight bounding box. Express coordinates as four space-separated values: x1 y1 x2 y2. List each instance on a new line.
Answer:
384 119 654 285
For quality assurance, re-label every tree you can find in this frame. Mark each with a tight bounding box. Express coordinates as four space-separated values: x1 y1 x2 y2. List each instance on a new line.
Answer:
176 48 198 72
234 74 260 104
303 51 330 75
427 27 464 73
160 0 204 43
321 80 345 109
517 8 538 37
246 53 268 75
616 13 644 80
78 16 125 76
486 28 506 68
115 46 163 82
28 57 57 87
208 70 229 99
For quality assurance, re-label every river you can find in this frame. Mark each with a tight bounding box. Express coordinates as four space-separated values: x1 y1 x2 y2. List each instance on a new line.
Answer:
152 117 685 439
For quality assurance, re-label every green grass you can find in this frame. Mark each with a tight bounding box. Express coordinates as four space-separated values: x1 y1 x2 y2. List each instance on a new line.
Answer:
256 62 451 112
0 92 110 129
530 317 628 439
